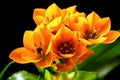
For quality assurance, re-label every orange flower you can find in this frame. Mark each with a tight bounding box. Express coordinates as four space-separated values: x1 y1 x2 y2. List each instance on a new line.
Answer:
33 3 61 25
61 6 85 30
45 6 85 34
77 11 120 45
51 25 93 72
9 23 54 68
33 3 85 34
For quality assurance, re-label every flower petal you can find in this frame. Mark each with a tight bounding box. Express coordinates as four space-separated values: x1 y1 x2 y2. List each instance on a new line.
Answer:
33 26 45 48
88 37 107 44
95 17 111 36
46 17 62 31
58 52 75 58
21 51 41 63
33 16 45 25
36 52 53 68
23 31 36 51
75 42 92 58
34 24 52 50
103 30 120 44
61 9 67 19
55 26 73 43
69 17 87 31
45 3 61 21
33 8 46 16
79 38 92 45
77 49 94 64
87 11 101 28
9 47 32 64
56 59 75 72
78 17 90 33
66 5 77 14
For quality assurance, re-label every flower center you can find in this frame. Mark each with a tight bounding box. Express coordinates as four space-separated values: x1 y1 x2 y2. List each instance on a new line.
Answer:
37 47 43 55
85 29 100 39
58 42 74 54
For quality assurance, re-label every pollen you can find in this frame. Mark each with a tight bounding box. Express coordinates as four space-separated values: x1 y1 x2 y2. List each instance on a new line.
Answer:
58 42 74 54
86 29 100 39
37 47 43 54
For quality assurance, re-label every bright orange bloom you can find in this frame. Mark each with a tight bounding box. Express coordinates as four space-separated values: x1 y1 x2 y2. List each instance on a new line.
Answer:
45 6 85 34
33 3 61 25
51 26 93 72
33 3 85 34
9 23 54 68
77 11 120 45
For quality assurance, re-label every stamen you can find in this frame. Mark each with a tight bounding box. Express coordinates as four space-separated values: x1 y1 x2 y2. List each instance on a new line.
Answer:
85 29 100 39
37 47 43 54
58 42 74 54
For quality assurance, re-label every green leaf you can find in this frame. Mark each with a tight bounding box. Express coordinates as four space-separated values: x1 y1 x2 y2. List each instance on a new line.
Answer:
7 71 38 80
66 71 98 80
97 56 120 79
0 61 15 80
77 37 120 71
77 36 120 79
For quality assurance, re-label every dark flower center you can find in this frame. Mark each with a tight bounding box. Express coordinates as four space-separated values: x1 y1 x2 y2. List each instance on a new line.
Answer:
85 29 100 39
37 47 43 54
58 42 74 54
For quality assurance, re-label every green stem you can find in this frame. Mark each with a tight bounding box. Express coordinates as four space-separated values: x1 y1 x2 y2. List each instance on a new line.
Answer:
40 68 45 80
65 64 78 80
73 64 78 80
34 63 46 80
34 63 42 74
72 64 78 80
0 61 15 80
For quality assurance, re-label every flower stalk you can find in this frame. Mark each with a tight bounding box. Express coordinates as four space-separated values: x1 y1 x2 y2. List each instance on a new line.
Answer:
0 61 15 80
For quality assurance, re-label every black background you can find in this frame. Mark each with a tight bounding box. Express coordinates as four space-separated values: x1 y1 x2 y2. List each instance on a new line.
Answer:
1 0 120 80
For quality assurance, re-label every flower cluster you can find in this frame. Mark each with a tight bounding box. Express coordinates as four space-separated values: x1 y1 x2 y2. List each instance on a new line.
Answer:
9 3 120 72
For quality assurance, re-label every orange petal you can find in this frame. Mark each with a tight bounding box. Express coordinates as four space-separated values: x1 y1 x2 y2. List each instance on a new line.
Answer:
52 36 57 49
23 31 36 51
72 42 93 64
56 63 74 72
66 5 77 14
45 37 53 55
95 17 111 36
40 27 52 49
78 17 90 33
33 8 46 16
45 3 61 21
77 12 86 17
75 42 92 57
55 26 73 43
46 17 62 31
22 51 41 63
69 16 87 31
88 37 107 44
58 52 75 58
36 52 53 68
56 59 74 72
79 38 92 45
87 11 101 28
103 30 120 44
77 49 94 64
34 25 52 49
9 47 32 64
33 16 45 25
61 9 67 19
